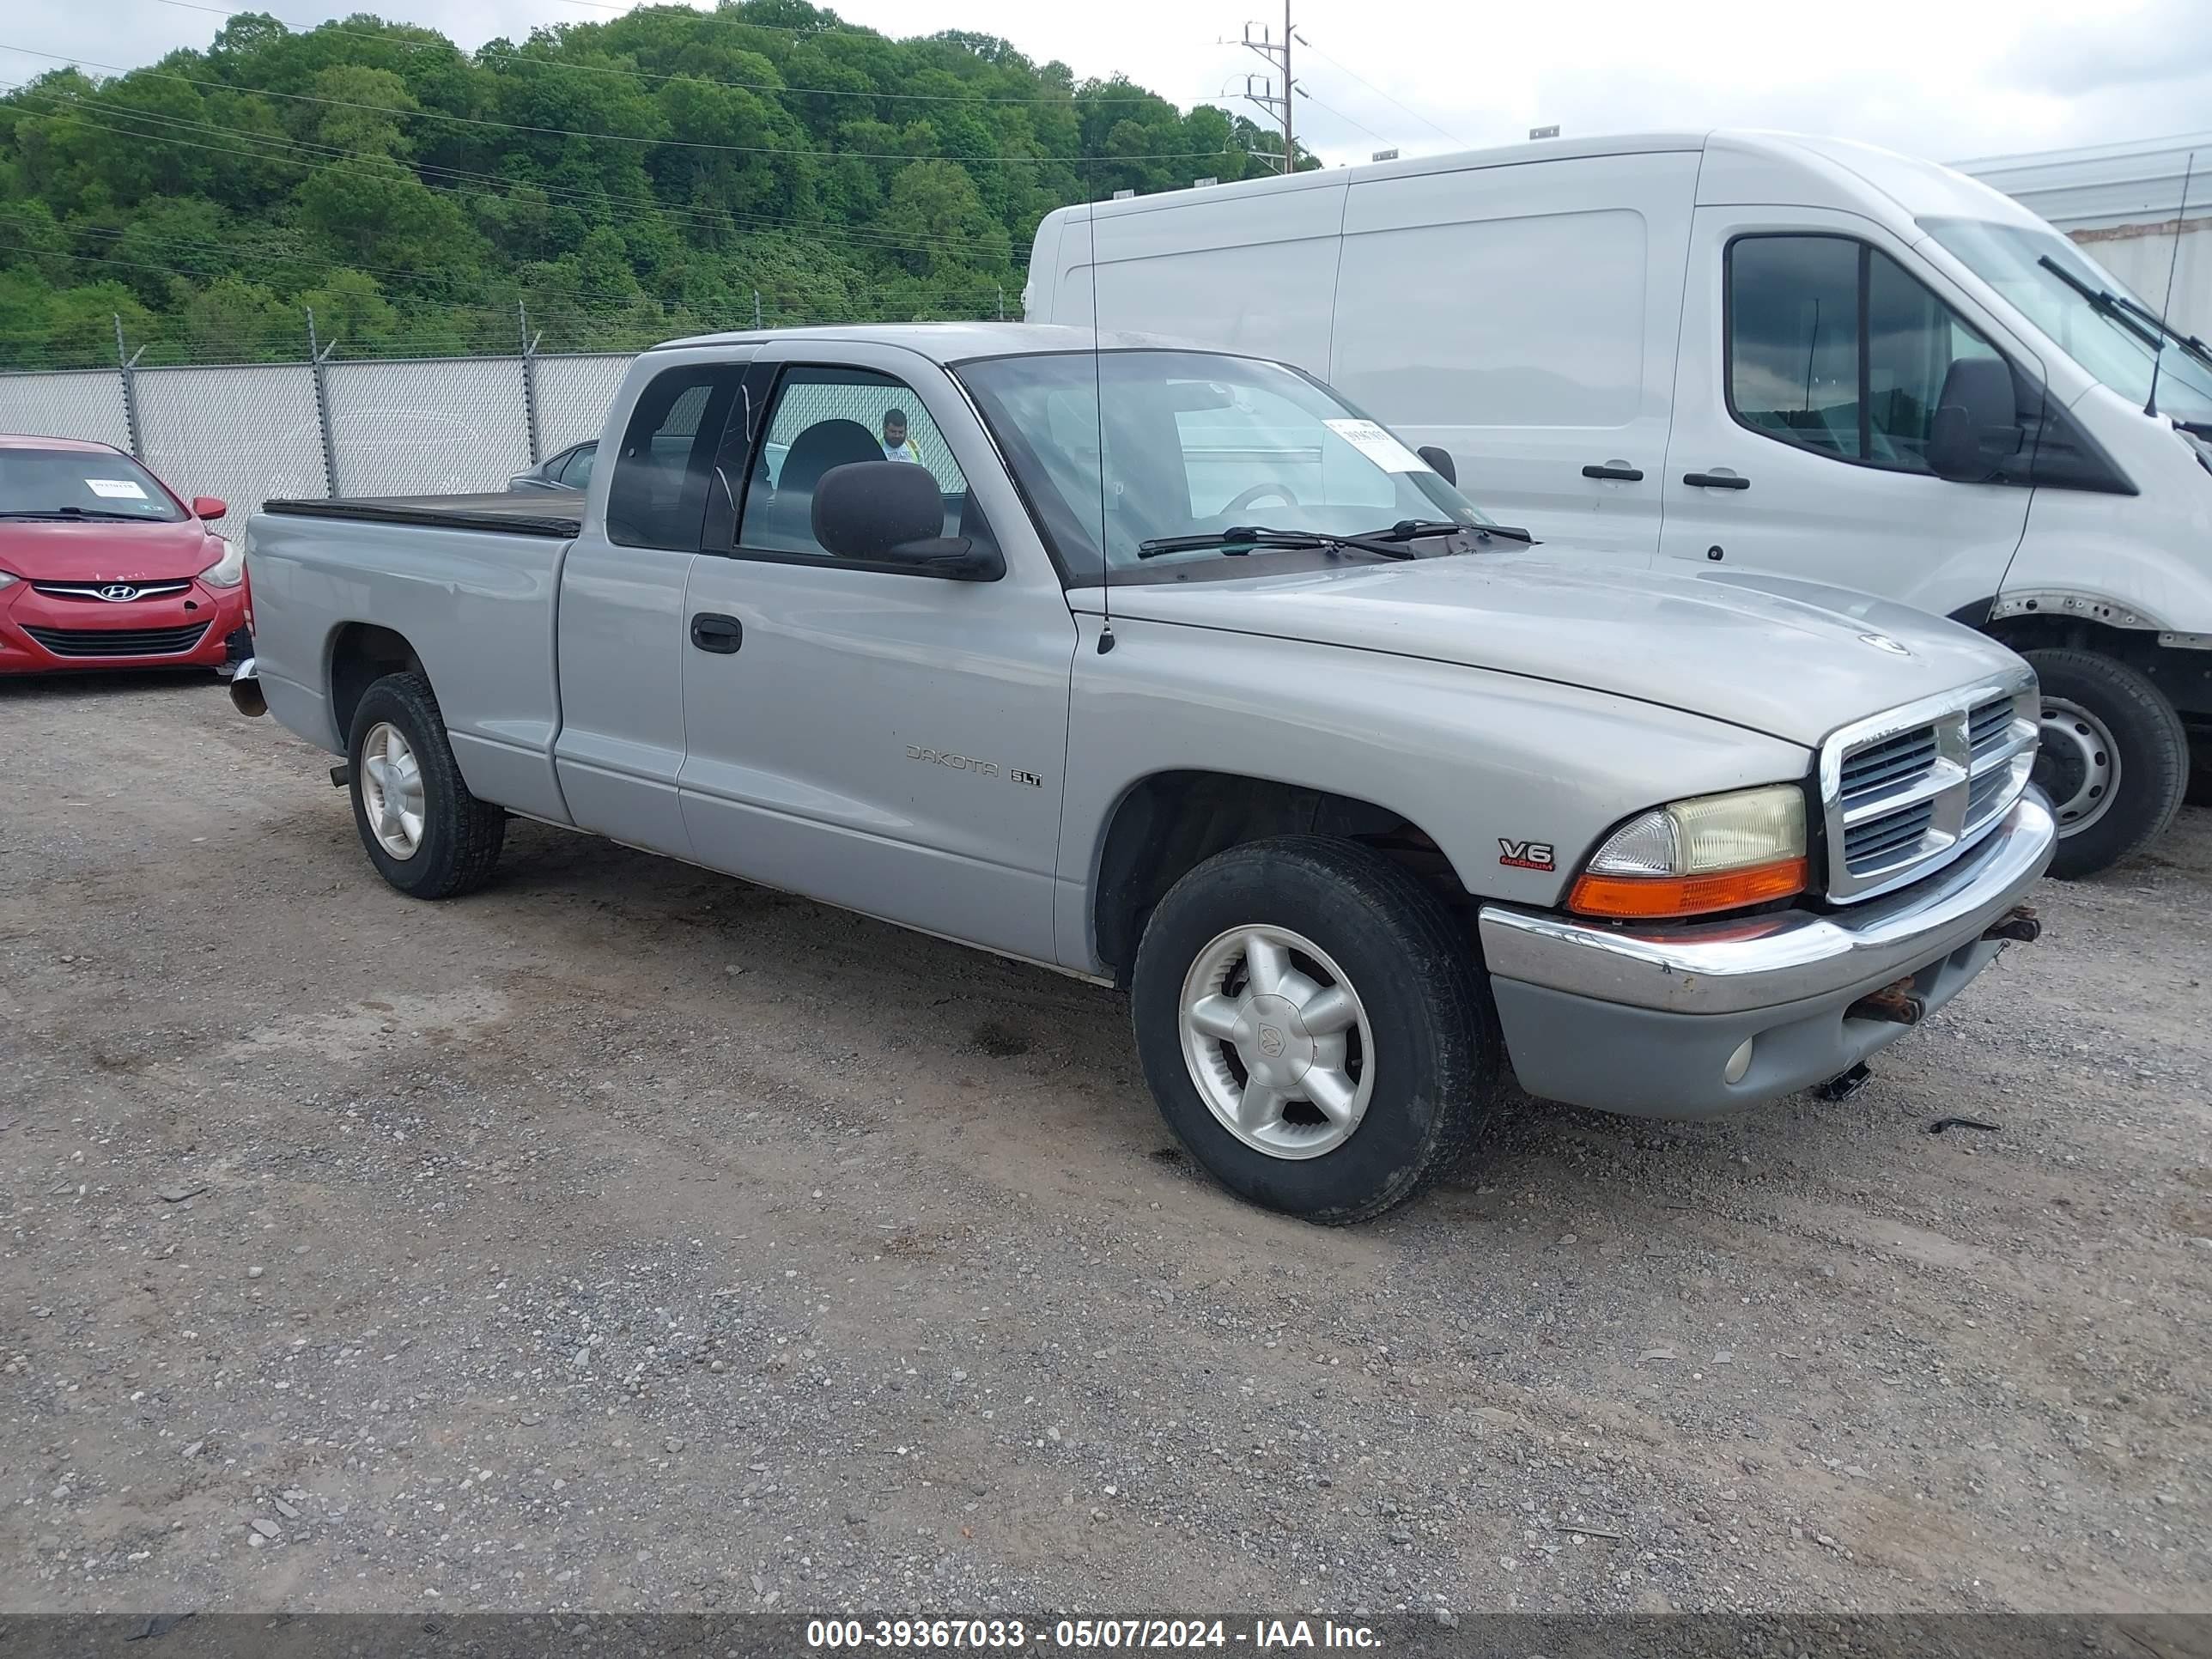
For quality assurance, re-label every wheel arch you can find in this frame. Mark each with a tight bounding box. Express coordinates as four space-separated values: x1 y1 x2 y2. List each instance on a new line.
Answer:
1088 769 1471 986
326 622 427 741
1984 610 2212 721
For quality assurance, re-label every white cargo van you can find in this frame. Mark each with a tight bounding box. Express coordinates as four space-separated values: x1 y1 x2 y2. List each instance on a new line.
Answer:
1024 130 2212 878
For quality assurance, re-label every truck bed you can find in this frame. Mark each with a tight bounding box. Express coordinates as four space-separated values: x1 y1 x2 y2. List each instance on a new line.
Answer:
262 489 583 538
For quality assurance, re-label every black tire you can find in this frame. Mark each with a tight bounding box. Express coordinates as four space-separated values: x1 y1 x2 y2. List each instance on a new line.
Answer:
1130 835 1503 1224
345 672 505 899
2022 647 2189 879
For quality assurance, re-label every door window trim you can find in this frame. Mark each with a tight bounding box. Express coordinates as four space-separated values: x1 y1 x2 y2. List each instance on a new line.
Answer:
704 361 1005 580
1721 231 2021 483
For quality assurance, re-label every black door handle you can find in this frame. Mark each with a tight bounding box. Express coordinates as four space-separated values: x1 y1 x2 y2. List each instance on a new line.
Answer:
1682 471 1750 489
1581 464 1644 482
690 612 743 653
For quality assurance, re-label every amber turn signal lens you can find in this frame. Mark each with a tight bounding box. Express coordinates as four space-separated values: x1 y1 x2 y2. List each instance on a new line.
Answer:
1568 856 1808 920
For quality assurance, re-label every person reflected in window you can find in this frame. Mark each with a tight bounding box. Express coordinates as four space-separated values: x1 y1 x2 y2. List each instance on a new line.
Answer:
880 410 922 464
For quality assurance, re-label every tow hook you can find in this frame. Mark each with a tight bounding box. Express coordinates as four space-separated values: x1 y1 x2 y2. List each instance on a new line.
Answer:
227 657 266 719
1982 903 2041 944
1815 1061 1872 1102
1847 979 1926 1026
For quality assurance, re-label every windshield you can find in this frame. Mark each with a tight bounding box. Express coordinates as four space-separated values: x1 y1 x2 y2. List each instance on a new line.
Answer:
1921 216 2212 425
956 349 1491 576
0 448 186 521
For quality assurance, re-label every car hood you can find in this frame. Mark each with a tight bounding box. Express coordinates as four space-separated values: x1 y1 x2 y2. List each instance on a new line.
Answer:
1089 548 2022 748
0 516 224 583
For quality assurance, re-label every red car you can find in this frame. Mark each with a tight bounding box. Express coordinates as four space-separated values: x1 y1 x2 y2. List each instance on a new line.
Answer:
0 434 250 676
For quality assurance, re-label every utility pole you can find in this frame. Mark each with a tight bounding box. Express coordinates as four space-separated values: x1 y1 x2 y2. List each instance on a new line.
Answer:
1237 0 1296 173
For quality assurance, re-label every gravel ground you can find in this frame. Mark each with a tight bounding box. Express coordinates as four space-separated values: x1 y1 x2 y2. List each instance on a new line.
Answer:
3 673 2208 1618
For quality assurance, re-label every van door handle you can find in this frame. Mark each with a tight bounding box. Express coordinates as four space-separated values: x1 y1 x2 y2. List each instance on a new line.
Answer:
1581 463 1644 482
1681 471 1750 490
690 612 743 653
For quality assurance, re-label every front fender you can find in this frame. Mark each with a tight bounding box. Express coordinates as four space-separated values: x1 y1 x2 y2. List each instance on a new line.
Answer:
1055 613 1811 973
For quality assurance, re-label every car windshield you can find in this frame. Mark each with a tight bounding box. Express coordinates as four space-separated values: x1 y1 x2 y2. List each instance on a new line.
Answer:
1921 216 2212 425
956 349 1492 575
0 448 186 521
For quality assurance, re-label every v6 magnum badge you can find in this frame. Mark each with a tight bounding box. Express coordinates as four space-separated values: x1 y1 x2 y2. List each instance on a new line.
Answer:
1498 838 1555 872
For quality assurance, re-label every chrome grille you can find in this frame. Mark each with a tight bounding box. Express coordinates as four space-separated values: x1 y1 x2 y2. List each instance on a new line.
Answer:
1838 726 1940 807
30 580 194 602
1820 672 2039 903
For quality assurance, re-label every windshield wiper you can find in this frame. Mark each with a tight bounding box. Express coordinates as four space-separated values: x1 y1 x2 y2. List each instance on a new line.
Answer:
2037 255 2167 351
1358 516 1536 545
2107 289 2212 372
0 507 158 522
1134 525 1414 561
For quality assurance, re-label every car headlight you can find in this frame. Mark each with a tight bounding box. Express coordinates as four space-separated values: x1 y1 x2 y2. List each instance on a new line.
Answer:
1568 783 1808 920
197 542 245 589
0 568 18 589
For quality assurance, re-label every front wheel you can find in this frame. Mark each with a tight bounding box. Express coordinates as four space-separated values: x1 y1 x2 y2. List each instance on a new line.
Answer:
346 672 506 899
2021 647 2189 879
1130 836 1504 1224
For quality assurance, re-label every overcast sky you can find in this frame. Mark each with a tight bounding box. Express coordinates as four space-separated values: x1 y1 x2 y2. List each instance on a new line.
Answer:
6 0 2212 170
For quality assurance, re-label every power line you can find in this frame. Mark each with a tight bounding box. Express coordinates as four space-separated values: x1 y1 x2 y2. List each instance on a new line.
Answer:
1291 34 1466 149
146 0 1179 107
0 43 1252 164
1294 85 1385 148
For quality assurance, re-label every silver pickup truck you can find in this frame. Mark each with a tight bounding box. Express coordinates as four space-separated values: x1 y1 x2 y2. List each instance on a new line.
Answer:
234 324 2055 1222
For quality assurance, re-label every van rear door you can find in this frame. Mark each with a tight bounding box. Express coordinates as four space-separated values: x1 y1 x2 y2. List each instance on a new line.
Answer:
1328 149 1700 560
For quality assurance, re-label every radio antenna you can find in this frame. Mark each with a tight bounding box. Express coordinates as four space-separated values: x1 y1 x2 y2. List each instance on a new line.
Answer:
1089 174 1114 653
2144 148 2197 418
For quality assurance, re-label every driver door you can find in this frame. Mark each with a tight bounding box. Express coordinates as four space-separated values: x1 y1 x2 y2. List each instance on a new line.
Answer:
676 340 1080 963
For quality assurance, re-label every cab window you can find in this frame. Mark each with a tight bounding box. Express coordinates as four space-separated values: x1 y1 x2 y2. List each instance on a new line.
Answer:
605 367 744 550
735 366 991 562
1728 234 2005 474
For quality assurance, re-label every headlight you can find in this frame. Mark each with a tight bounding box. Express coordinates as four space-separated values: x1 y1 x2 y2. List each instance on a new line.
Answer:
197 542 245 588
0 569 18 589
1569 783 1808 920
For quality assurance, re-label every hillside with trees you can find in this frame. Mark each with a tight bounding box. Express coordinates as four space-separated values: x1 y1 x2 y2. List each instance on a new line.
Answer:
0 0 1309 367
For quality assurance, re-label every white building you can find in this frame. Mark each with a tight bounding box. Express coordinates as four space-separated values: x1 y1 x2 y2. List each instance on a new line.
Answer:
1955 131 2212 337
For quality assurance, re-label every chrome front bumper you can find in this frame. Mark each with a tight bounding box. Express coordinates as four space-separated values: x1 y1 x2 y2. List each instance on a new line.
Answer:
1474 791 2055 1117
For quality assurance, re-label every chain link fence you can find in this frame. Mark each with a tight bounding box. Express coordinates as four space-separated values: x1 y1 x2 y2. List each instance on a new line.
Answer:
0 315 659 539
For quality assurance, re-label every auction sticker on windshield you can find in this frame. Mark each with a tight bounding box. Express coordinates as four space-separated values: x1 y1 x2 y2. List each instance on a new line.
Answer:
85 478 148 499
1322 418 1429 472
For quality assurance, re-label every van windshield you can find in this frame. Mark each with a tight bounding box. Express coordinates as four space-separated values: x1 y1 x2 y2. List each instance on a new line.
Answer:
1921 216 2212 425
957 349 1491 577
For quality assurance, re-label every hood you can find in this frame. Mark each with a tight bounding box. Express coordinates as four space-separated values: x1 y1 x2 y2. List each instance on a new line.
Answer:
1091 549 2021 748
0 515 226 584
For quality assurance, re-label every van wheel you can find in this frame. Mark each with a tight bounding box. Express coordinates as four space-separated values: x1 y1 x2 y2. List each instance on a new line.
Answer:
346 672 506 899
2022 647 2188 878
1129 836 1503 1224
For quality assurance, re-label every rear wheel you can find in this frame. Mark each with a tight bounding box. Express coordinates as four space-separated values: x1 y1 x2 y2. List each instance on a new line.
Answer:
346 672 505 899
1130 836 1503 1224
2021 648 2188 878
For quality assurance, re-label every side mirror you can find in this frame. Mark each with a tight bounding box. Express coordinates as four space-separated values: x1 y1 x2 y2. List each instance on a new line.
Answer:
1926 358 2022 483
811 461 1004 580
1417 446 1457 485
192 496 228 520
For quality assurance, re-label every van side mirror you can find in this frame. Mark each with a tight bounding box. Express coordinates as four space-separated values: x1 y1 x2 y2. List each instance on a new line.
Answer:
1417 446 1456 485
1926 358 2022 483
191 496 228 520
811 461 1004 580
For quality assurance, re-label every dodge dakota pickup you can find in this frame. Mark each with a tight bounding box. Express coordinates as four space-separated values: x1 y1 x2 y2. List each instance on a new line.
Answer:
233 324 2055 1221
